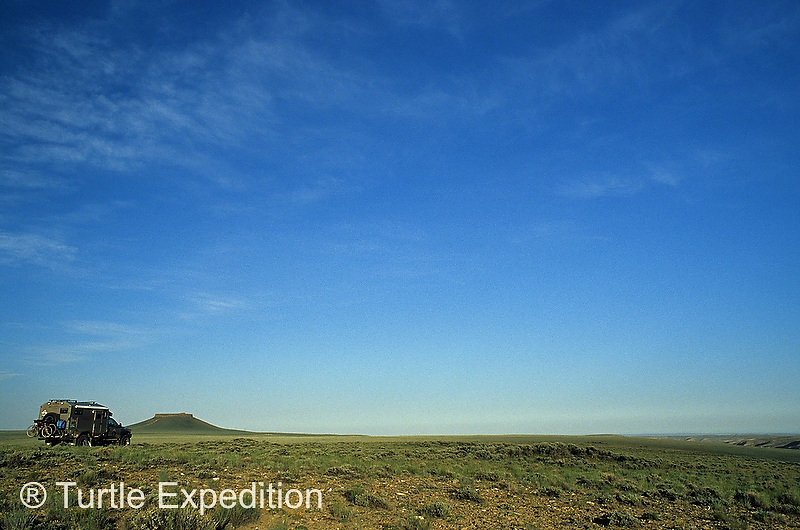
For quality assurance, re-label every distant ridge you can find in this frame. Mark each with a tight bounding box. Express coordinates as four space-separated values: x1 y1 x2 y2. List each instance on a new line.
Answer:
655 434 800 450
128 413 251 434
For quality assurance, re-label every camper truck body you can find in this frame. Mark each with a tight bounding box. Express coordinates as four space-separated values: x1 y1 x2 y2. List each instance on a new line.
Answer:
29 399 131 446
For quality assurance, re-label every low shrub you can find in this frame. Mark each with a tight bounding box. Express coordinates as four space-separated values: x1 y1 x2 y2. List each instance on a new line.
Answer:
420 501 451 518
343 485 390 509
208 504 259 528
126 507 217 530
594 509 640 527
329 501 353 521
734 489 766 509
451 485 483 503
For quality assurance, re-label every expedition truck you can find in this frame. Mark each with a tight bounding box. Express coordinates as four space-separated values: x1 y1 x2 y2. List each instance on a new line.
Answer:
27 400 132 446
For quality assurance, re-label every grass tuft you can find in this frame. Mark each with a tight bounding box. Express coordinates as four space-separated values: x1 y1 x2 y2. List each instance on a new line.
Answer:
594 509 641 527
451 485 484 503
2 509 36 530
126 507 217 530
420 501 451 518
344 485 391 509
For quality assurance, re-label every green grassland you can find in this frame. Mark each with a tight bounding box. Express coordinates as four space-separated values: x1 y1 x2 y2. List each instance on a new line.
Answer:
2 425 799 530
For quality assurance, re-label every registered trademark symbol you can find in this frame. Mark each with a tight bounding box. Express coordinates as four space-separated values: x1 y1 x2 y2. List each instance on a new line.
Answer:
20 482 47 508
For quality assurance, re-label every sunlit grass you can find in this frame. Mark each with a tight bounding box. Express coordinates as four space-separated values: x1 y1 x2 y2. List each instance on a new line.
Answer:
1 434 799 529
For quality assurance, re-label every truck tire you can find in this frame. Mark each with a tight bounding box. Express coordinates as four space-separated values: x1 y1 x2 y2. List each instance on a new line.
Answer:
76 434 91 446
118 435 131 446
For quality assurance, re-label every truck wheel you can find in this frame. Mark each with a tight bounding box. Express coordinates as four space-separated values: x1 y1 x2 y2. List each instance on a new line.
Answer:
76 434 91 446
118 435 131 446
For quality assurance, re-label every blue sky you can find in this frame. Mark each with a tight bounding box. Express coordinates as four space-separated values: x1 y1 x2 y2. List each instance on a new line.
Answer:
1 0 798 435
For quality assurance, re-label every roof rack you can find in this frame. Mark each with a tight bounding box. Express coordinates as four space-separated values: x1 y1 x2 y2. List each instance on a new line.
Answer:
48 399 108 408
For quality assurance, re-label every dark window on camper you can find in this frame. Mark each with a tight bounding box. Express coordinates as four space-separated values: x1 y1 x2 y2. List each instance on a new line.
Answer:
60 408 68 414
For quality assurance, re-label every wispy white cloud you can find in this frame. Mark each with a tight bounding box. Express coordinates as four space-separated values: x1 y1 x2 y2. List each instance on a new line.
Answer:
64 320 148 337
645 163 682 187
0 17 370 207
1 2 505 199
0 371 23 381
557 157 688 200
493 2 709 121
557 176 644 199
0 201 140 276
3 35 254 182
186 292 251 316
718 2 800 51
377 0 467 38
0 231 76 269
23 342 132 366
506 220 579 245
1 168 72 190
19 320 152 366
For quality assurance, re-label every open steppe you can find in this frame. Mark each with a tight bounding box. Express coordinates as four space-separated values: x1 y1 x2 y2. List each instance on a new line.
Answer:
1 421 799 530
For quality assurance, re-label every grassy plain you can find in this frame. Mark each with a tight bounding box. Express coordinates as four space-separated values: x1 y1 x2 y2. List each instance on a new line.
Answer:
2 431 800 529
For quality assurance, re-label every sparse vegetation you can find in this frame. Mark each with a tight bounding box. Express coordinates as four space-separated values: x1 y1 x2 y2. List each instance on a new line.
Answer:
420 500 451 518
1 510 35 530
594 509 640 527
450 484 484 503
127 507 218 530
1 433 799 529
343 485 390 509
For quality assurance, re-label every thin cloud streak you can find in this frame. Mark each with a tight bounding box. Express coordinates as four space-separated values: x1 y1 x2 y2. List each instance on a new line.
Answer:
557 177 645 199
189 292 251 314
2 6 510 194
22 342 131 366
0 232 77 269
64 320 149 338
19 319 158 366
377 0 467 39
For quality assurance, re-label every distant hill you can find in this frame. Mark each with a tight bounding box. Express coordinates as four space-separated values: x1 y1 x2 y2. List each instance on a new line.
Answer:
128 413 251 434
705 435 800 450
660 434 800 450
